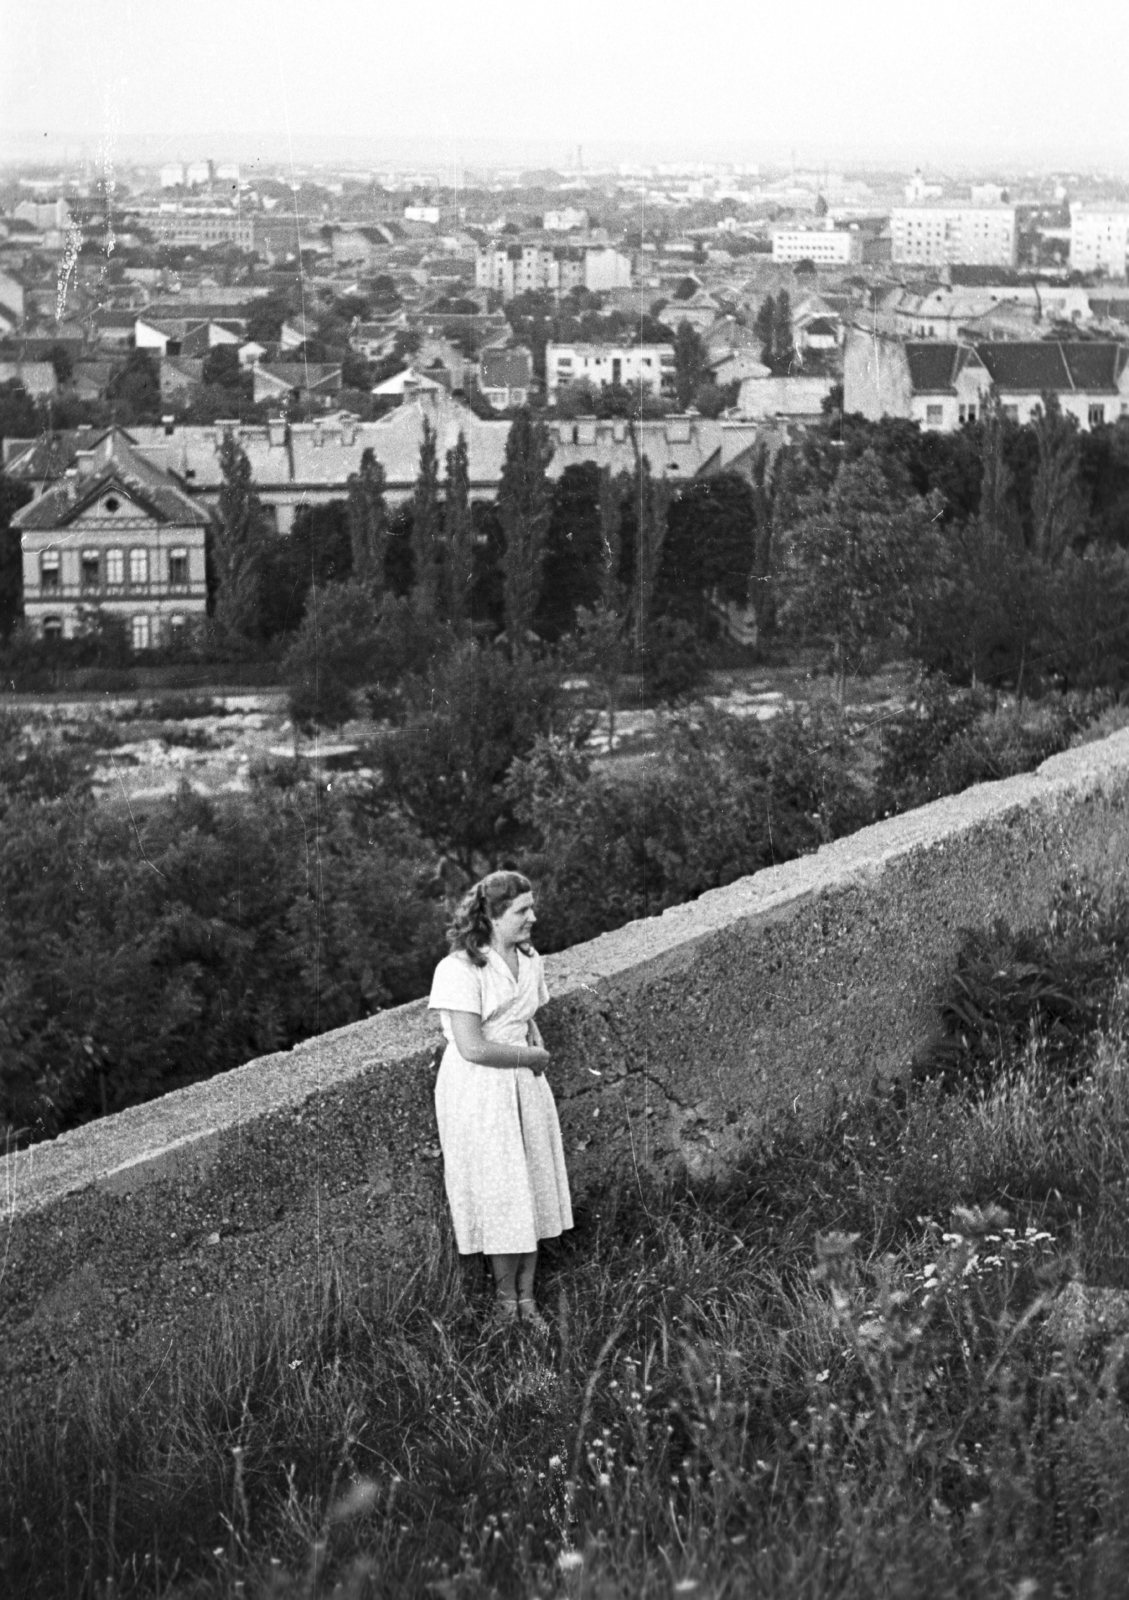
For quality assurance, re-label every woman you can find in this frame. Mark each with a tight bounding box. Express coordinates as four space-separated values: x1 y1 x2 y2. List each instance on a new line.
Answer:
428 871 573 1330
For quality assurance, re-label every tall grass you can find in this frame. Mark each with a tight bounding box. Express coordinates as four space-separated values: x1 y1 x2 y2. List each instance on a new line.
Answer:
8 1001 1129 1595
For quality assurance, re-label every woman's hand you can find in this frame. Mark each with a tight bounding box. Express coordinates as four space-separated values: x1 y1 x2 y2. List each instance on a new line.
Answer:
523 1046 550 1076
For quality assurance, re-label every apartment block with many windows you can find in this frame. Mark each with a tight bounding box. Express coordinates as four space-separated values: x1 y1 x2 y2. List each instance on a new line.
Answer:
13 428 209 646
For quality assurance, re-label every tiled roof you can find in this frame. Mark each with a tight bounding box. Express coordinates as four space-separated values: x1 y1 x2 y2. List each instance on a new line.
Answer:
904 343 965 393
479 346 532 388
975 341 1126 393
12 428 212 531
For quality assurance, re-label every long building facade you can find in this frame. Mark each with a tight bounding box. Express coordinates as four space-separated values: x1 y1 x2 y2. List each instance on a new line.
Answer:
889 205 1018 267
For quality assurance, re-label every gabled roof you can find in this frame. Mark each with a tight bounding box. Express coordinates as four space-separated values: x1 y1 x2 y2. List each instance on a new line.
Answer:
975 341 1127 394
903 343 969 393
479 346 532 388
11 428 212 532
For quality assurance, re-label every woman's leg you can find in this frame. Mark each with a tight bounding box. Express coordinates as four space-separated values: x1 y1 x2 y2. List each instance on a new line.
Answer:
489 1253 523 1307
515 1250 538 1302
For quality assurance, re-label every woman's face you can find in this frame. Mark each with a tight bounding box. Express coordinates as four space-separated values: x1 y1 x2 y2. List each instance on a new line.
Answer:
490 890 536 948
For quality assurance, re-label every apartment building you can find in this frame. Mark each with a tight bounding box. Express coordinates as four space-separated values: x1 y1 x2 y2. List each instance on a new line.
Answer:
1070 204 1129 277
890 205 1018 268
475 240 631 301
147 209 255 251
545 341 676 398
770 226 862 265
12 428 209 645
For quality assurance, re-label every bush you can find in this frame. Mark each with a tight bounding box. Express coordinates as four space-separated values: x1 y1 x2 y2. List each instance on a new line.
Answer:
0 745 446 1144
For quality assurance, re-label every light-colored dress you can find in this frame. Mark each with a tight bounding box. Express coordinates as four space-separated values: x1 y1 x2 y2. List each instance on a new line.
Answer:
428 946 573 1256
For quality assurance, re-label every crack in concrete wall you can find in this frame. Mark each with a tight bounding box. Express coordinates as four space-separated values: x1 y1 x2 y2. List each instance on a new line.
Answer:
6 729 1129 1406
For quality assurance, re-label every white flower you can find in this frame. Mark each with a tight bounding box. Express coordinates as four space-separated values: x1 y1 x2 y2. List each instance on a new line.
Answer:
558 1550 584 1572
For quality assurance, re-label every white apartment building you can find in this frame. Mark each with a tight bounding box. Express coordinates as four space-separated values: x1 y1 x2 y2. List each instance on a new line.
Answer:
545 342 676 398
543 207 589 231
890 206 1018 267
475 240 631 301
1070 204 1129 277
404 205 440 225
770 226 861 265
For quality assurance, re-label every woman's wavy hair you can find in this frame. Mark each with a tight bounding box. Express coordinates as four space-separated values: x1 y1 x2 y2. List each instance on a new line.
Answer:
447 871 533 966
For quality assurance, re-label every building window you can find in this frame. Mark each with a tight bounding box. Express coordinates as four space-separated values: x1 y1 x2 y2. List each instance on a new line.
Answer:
926 405 944 426
129 548 149 586
40 551 61 591
131 615 151 652
168 547 189 586
106 547 124 585
81 549 100 588
169 613 186 640
42 616 63 639
1089 403 1106 428
1003 405 1020 422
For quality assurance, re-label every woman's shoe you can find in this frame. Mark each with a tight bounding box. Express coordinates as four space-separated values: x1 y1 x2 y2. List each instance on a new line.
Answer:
490 1295 519 1330
519 1298 550 1336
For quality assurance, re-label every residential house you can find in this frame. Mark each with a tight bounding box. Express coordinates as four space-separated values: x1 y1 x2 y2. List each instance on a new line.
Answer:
843 329 1129 431
544 341 676 399
475 239 631 301
0 361 57 401
372 365 444 399
11 427 210 646
736 374 835 420
159 357 206 399
252 362 343 407
658 290 721 334
477 346 533 410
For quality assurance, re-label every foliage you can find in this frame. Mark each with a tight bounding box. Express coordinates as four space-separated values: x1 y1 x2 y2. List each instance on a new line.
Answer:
498 406 554 653
1030 392 1084 565
0 472 33 639
346 447 387 597
200 343 247 392
411 417 441 619
373 642 571 873
0 747 445 1144
444 431 474 635
511 701 870 952
657 472 757 635
780 451 943 689
754 290 797 376
282 579 387 733
212 432 270 641
672 320 707 410
105 349 162 421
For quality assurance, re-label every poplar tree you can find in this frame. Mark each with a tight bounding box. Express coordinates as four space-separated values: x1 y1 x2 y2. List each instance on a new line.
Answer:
213 430 268 640
629 454 672 650
346 447 387 599
411 417 440 618
444 431 474 635
498 406 554 655
978 395 1018 542
1031 393 1084 566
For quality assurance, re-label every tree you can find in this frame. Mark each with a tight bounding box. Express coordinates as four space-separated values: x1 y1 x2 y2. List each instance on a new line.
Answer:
411 417 440 619
498 406 554 654
753 294 776 369
347 447 387 598
770 291 796 375
781 450 941 696
658 472 757 636
0 475 33 640
444 432 474 635
627 454 672 650
45 343 74 385
1030 392 1084 565
106 350 162 421
574 465 632 749
673 320 707 411
212 431 269 640
201 343 245 390
979 396 1018 542
283 578 385 732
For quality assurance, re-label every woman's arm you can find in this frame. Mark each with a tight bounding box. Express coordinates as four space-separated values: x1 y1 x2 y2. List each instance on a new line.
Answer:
447 1011 549 1075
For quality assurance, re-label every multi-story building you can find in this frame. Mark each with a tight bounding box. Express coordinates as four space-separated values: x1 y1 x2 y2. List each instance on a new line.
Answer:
543 207 589 232
1069 204 1129 277
545 341 676 398
770 226 862 266
12 428 209 645
475 240 631 301
146 209 255 251
4 394 765 540
890 205 1018 268
844 328 1129 432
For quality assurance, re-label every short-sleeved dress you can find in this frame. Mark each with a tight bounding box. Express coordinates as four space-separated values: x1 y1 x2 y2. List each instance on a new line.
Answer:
428 945 573 1256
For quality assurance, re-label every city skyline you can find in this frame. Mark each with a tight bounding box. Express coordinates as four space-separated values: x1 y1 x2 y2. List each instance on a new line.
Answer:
4 0 1129 175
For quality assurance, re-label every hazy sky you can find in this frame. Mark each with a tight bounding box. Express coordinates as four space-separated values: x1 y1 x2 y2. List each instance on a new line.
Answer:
4 0 1129 172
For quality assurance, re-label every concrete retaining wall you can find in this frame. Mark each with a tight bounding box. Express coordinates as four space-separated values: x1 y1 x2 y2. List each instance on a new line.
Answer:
7 729 1129 1403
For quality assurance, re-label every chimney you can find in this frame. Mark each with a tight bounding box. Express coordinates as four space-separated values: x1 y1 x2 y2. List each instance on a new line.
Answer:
268 417 287 448
162 414 175 437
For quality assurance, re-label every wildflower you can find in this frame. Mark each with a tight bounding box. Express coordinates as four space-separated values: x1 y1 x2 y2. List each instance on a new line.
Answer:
558 1550 584 1572
548 1456 563 1472
674 1582 700 1593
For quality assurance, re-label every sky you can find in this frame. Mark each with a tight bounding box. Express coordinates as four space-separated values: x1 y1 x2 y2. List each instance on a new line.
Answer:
3 0 1129 174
